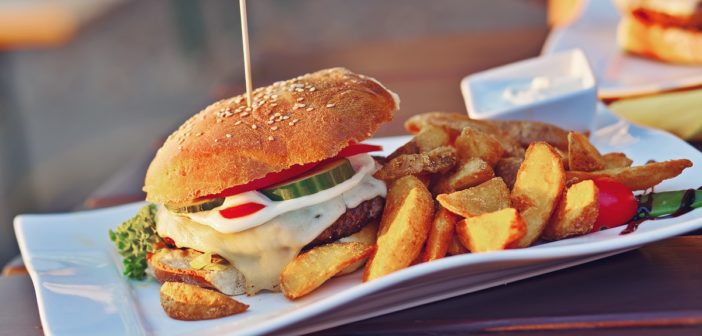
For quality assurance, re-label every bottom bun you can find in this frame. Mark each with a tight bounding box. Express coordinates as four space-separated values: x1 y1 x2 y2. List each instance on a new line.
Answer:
618 15 702 64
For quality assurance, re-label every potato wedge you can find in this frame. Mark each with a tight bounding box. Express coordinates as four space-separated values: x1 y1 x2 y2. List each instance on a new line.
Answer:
568 131 606 171
436 177 510 218
374 146 457 181
455 128 504 166
494 157 523 190
387 139 419 161
432 157 495 194
415 126 451 153
281 242 374 299
365 176 434 281
336 222 379 276
490 120 569 150
542 180 599 241
160 282 248 320
422 207 458 262
404 112 524 157
455 208 527 253
511 142 565 248
566 159 693 191
602 152 633 169
447 235 469 255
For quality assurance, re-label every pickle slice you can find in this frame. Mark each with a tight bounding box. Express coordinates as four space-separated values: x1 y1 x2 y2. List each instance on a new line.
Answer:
261 159 356 201
166 197 225 214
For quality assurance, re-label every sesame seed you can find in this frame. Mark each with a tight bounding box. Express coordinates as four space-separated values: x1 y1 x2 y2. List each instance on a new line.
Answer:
271 126 278 131
271 103 278 107
245 107 252 112
306 107 314 112
268 136 274 141
295 88 304 92
288 121 295 126
226 134 232 138
274 112 281 117
296 97 304 102
309 87 316 92
267 120 274 124
251 124 258 130
326 103 335 108
197 132 204 136
234 120 242 125
216 119 222 123
293 118 299 123
282 115 290 120
240 112 249 117
215 139 219 143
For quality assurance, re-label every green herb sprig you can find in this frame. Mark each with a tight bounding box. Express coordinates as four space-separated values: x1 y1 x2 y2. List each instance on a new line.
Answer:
108 204 162 280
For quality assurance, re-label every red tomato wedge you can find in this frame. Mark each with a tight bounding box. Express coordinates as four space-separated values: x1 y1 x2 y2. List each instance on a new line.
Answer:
592 178 638 231
220 202 266 219
200 143 382 200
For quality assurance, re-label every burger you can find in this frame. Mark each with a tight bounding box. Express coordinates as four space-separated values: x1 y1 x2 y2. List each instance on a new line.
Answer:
615 0 702 64
109 68 399 296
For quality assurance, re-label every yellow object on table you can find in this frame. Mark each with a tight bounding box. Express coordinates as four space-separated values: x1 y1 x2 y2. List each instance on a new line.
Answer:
609 89 702 141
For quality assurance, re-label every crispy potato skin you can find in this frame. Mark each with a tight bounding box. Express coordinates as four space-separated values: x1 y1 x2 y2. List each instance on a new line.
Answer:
456 208 527 253
542 180 599 241
160 282 248 321
364 176 434 281
374 146 457 181
281 242 374 299
511 142 566 248
568 131 606 172
566 159 692 191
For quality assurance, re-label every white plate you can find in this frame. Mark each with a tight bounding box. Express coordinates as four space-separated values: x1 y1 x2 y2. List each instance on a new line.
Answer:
15 108 702 336
542 0 702 99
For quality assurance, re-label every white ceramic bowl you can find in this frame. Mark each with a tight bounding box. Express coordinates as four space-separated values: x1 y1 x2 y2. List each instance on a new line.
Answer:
461 49 597 132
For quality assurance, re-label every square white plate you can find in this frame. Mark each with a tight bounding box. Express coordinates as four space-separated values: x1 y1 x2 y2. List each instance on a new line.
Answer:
15 107 702 335
543 0 702 99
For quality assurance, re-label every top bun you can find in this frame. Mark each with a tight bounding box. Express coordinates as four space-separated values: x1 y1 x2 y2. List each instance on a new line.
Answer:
144 68 399 205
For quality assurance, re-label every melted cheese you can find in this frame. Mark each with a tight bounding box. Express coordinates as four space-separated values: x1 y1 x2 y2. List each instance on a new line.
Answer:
186 154 378 233
156 168 386 295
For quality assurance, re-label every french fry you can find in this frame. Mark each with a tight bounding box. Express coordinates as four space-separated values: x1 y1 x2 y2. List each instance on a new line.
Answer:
566 159 693 191
281 242 374 299
374 146 457 181
490 120 569 150
447 235 469 255
422 207 458 262
433 157 495 194
568 131 606 171
602 152 633 169
387 139 419 161
455 208 527 253
494 157 523 190
160 282 249 321
436 177 510 218
542 180 599 241
455 128 505 166
364 176 434 281
511 142 566 248
415 126 451 153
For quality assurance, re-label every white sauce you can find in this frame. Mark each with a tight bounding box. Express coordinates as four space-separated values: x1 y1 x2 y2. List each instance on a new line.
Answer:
186 154 379 233
475 76 585 113
156 153 386 294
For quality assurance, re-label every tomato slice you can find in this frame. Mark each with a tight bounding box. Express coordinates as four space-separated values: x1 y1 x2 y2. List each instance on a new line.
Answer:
200 143 382 200
593 178 638 231
220 202 266 219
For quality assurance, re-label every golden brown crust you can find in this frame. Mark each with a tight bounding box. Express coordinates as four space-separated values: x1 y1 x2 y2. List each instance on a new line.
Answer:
144 68 398 205
618 15 702 64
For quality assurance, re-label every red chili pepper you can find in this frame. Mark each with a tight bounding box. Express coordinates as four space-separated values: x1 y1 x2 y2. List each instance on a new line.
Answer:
220 202 266 219
592 178 638 231
200 143 383 200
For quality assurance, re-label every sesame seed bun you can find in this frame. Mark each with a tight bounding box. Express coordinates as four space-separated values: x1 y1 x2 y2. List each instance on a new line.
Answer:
144 68 399 206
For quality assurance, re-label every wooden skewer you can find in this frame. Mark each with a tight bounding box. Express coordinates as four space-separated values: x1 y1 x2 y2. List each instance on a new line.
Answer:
239 0 253 108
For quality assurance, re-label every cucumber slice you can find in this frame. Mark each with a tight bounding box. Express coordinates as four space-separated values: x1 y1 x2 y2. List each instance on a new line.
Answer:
166 197 225 214
261 159 356 201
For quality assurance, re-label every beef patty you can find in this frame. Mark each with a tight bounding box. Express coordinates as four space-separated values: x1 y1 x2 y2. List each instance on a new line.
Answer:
304 196 385 249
